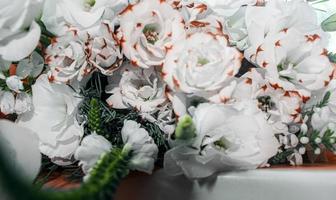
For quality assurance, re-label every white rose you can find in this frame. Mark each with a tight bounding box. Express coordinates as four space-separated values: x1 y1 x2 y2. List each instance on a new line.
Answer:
14 92 32 115
0 0 43 61
45 30 88 83
87 22 123 76
119 0 185 68
163 32 242 115
41 0 128 36
121 120 158 174
74 133 112 175
6 76 23 92
0 91 15 115
164 103 280 178
106 64 167 113
17 75 84 166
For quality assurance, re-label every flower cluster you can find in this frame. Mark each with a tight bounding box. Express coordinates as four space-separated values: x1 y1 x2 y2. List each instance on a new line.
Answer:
1 0 336 180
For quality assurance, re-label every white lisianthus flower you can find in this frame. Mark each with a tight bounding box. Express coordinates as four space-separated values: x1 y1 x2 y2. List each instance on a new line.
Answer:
0 120 41 182
17 75 84 166
87 22 123 76
0 0 43 61
6 76 23 92
74 133 112 175
163 32 242 116
121 120 158 174
245 0 333 97
0 91 15 115
118 0 185 68
45 30 89 83
41 0 128 36
14 92 32 115
164 103 280 179
106 64 167 113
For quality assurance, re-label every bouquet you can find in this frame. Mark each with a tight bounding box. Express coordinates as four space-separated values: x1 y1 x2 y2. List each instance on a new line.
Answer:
0 0 336 199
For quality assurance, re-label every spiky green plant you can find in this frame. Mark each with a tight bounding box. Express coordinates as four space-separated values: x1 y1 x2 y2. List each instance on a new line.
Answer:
88 98 103 135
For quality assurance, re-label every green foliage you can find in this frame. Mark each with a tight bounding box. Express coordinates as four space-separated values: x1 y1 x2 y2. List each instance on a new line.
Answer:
329 52 336 63
321 129 336 152
317 91 331 108
175 115 196 140
322 13 336 32
0 146 132 200
88 98 103 135
269 149 294 165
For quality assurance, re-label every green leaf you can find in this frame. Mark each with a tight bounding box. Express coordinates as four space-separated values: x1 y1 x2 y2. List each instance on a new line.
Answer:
322 13 336 32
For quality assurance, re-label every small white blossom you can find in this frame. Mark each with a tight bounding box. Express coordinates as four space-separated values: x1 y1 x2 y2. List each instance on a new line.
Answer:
121 120 158 174
6 76 23 92
74 133 112 175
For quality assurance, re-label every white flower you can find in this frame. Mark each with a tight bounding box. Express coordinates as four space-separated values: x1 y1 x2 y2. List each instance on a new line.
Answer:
74 133 112 175
106 64 167 113
41 0 128 36
46 30 88 83
0 91 15 115
87 22 123 76
0 120 41 182
232 69 304 124
119 0 185 68
245 0 333 96
163 32 242 116
204 0 262 17
121 120 158 174
164 103 280 178
6 76 23 92
168 0 211 22
14 92 32 115
17 75 84 166
0 0 43 61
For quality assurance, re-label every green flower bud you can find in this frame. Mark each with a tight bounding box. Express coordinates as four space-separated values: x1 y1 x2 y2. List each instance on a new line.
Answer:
175 115 197 140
